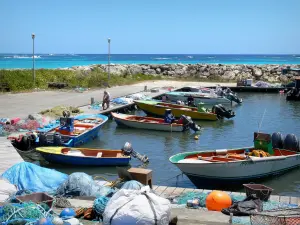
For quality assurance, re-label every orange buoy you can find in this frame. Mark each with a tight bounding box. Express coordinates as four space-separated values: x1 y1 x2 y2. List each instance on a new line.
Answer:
206 190 232 211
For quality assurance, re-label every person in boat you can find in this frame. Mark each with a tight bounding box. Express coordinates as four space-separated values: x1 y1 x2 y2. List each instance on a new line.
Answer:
187 95 195 107
102 90 111 110
162 95 169 102
164 109 175 124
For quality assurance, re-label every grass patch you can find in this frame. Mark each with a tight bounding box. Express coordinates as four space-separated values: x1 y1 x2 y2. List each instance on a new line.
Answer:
0 69 162 92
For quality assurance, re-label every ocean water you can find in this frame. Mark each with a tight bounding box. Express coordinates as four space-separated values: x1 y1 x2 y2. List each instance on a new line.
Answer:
1 54 300 69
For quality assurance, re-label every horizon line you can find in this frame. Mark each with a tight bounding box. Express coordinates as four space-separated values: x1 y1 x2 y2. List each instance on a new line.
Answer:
1 53 300 55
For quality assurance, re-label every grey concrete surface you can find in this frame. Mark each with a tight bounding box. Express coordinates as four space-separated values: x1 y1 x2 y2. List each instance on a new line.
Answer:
0 81 235 119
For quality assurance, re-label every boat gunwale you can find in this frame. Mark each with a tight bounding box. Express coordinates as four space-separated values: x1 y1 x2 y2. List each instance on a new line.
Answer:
111 112 184 127
169 147 300 165
47 114 108 138
135 100 217 117
36 147 131 159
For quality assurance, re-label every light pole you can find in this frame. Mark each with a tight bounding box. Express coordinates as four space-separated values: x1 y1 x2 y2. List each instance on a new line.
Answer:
107 38 111 81
32 33 36 88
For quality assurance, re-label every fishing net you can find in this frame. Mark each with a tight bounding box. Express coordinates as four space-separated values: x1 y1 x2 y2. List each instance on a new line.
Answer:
173 191 245 208
39 106 82 118
0 202 53 224
172 191 299 225
250 207 300 225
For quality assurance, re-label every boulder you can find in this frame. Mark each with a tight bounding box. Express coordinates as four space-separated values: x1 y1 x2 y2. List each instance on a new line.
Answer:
129 65 143 75
222 71 236 80
253 68 263 77
279 75 288 83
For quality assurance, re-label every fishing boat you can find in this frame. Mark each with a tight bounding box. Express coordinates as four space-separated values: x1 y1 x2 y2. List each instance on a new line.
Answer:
165 91 232 105
169 132 300 188
111 112 201 132
9 114 108 163
36 146 131 166
37 113 108 147
134 100 235 120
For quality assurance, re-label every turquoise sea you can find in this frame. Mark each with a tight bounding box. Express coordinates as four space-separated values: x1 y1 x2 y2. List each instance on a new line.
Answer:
1 54 300 69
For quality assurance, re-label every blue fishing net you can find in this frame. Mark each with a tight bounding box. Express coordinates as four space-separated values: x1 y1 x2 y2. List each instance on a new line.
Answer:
55 172 115 198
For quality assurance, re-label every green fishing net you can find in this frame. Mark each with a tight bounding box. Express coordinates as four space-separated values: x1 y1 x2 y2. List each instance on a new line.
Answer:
0 201 52 223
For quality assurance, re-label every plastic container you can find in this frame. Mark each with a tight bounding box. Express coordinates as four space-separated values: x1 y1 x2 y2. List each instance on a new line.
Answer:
243 184 273 201
16 192 54 208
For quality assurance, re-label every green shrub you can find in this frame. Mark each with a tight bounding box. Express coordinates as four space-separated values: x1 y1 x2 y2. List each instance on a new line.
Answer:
0 69 162 92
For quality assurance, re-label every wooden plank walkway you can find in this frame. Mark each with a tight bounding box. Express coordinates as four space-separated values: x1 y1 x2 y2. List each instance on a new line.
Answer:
152 185 300 205
0 137 23 175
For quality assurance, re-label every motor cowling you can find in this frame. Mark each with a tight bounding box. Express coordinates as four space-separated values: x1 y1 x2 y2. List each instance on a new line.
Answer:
283 134 299 152
212 104 235 119
179 115 201 132
53 132 63 146
272 132 285 149
38 132 48 146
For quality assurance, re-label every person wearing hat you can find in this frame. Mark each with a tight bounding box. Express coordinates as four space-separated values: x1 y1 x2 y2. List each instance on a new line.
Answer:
102 90 111 110
164 109 175 124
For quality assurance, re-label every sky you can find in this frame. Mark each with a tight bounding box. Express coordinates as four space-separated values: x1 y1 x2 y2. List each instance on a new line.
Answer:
1 0 300 54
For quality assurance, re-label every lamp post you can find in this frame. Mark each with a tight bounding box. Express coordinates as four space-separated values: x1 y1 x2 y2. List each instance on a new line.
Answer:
107 38 111 81
32 33 36 88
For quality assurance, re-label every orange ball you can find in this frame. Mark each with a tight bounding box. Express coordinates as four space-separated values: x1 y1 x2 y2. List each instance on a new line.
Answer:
206 190 232 211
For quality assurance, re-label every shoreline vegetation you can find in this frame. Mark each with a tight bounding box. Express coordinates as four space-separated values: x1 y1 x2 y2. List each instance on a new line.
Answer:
1 63 299 92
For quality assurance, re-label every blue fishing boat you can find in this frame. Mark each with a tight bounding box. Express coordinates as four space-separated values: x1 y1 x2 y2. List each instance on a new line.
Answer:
37 114 108 147
36 146 131 166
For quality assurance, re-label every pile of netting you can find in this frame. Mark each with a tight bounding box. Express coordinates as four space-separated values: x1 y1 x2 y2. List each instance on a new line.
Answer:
0 114 55 134
39 106 82 118
172 191 299 225
0 202 53 225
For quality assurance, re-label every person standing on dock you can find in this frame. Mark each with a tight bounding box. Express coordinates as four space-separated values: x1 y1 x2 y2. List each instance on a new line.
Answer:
102 90 111 110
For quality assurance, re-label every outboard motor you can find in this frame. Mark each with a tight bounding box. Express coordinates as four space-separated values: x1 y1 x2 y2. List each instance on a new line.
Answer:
38 132 48 146
272 132 285 149
283 134 299 152
53 132 63 146
178 115 201 132
211 104 235 119
19 135 31 151
122 142 149 164
226 92 243 104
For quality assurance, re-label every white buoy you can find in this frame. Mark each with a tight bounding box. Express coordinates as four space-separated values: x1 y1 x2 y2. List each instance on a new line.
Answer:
52 217 64 225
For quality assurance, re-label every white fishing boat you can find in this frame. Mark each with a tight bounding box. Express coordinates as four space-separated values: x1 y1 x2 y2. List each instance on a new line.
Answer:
169 132 300 187
111 112 200 132
165 91 232 105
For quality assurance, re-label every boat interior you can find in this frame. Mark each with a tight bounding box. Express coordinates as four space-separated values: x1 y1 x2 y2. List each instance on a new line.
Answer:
61 148 127 158
122 114 181 125
183 148 298 163
180 132 299 163
48 117 104 136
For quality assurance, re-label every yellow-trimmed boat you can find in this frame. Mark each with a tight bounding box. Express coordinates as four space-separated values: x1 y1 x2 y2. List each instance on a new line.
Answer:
134 100 235 121
36 146 131 166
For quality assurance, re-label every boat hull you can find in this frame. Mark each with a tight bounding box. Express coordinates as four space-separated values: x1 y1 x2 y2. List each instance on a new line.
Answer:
12 146 48 166
112 113 184 132
46 114 108 147
170 149 300 188
40 152 130 166
166 92 230 105
135 101 217 121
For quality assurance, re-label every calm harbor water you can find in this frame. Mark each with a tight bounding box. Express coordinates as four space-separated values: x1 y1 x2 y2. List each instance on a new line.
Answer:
49 93 300 196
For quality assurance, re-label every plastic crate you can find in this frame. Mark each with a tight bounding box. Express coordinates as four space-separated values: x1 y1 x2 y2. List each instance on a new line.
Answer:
243 184 273 201
16 192 54 208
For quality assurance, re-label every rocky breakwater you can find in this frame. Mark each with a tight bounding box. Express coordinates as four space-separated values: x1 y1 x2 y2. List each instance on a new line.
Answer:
67 64 300 82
